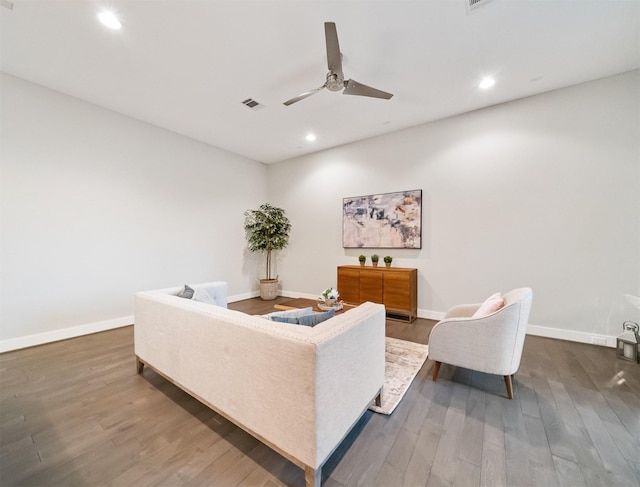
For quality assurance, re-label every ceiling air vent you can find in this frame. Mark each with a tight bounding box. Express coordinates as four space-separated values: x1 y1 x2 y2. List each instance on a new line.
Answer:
466 0 495 15
241 98 265 111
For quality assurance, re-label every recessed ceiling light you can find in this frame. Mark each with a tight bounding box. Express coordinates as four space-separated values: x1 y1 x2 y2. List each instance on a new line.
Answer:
98 11 122 30
305 133 316 142
479 77 495 90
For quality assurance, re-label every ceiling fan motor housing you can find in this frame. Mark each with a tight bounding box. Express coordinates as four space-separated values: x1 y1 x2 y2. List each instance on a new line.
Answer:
326 72 345 92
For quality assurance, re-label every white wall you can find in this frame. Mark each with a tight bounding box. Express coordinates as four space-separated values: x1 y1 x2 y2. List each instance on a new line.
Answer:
0 74 268 348
268 70 640 344
2 71 638 351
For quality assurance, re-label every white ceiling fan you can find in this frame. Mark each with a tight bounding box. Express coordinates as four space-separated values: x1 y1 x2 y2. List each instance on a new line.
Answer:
283 22 394 106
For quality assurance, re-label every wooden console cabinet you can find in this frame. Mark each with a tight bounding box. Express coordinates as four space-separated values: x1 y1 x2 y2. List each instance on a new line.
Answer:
337 265 417 322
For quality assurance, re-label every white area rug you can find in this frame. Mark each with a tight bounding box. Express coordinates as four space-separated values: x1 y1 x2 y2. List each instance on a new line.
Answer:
369 337 429 415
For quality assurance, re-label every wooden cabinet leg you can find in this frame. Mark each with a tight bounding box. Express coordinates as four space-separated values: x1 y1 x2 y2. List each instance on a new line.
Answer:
504 375 514 399
432 361 441 381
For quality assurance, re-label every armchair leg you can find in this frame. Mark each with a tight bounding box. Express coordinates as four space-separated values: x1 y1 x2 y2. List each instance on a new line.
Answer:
432 361 442 381
504 375 514 400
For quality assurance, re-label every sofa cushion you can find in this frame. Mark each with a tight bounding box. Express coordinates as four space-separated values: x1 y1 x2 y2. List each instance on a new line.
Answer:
472 292 505 318
272 308 336 327
178 285 195 299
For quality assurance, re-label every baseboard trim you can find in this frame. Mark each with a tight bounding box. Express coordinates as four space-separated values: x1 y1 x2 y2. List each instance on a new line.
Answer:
526 324 616 348
1 298 616 353
227 291 260 302
418 309 446 321
0 315 133 353
280 290 318 300
419 310 616 348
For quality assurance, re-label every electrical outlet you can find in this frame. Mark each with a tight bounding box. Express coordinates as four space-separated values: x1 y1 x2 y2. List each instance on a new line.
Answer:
591 336 607 346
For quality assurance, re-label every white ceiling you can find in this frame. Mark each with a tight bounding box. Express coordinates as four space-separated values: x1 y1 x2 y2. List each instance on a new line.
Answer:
1 0 638 164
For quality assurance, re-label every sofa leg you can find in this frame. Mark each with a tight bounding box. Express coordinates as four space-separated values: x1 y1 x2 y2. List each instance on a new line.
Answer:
136 357 144 374
504 375 514 400
432 361 441 381
305 465 321 487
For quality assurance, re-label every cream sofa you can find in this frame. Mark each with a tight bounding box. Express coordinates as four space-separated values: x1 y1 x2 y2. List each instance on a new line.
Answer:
134 282 386 487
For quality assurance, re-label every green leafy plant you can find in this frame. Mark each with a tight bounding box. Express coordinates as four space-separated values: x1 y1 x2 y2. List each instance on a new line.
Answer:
384 256 392 264
371 254 379 263
244 203 291 280
358 255 366 263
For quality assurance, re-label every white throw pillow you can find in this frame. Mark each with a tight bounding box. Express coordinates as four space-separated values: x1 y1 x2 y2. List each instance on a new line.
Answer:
472 292 505 318
192 287 217 305
262 307 313 320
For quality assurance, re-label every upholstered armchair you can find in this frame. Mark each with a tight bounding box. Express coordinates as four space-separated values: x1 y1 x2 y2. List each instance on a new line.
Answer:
428 288 533 399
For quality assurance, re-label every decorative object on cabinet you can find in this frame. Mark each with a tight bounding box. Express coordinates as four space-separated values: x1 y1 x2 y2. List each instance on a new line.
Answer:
384 256 393 267
358 254 366 266
342 189 421 249
371 254 379 267
337 265 417 322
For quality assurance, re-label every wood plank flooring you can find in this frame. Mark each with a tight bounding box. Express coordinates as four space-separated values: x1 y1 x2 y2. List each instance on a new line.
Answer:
1 296 639 486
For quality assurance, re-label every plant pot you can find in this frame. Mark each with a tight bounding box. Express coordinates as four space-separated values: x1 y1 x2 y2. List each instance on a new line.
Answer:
372 262 378 267
359 262 365 267
385 263 391 268
259 279 278 300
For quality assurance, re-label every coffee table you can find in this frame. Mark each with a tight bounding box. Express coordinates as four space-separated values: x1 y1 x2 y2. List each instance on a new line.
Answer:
274 298 356 315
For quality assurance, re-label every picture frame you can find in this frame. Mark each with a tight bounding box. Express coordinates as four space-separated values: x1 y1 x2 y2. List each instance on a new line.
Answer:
342 189 422 249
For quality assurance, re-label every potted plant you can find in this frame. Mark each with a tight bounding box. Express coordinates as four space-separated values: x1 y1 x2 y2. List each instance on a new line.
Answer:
358 255 366 267
371 254 379 267
384 256 393 268
244 203 291 300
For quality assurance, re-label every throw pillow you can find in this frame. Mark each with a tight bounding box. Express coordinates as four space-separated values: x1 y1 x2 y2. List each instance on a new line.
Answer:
270 308 335 327
270 316 300 324
472 292 505 318
262 307 313 321
178 285 195 299
297 308 335 327
192 287 216 305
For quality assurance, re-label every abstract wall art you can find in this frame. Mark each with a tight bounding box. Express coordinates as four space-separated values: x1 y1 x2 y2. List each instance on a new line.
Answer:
343 190 422 248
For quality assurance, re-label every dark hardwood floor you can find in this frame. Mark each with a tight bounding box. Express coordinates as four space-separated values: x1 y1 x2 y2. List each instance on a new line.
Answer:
1 296 639 486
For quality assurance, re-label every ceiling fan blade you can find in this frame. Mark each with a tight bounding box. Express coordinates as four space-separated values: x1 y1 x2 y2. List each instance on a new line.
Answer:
324 22 343 77
343 79 393 100
283 85 326 106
